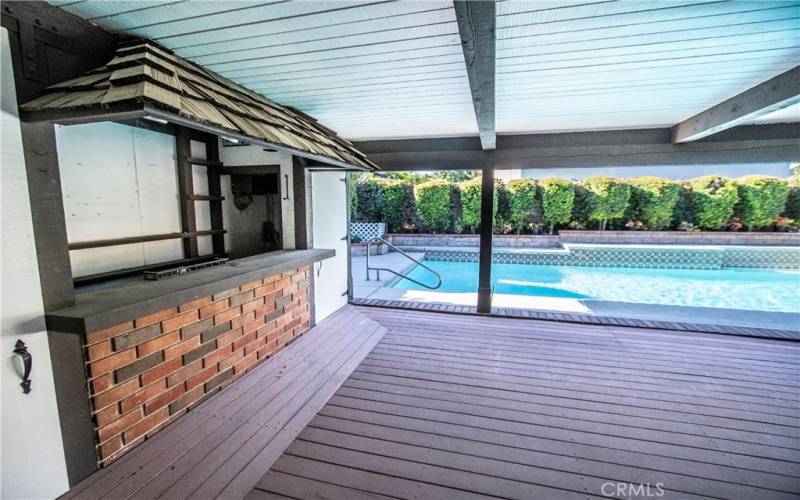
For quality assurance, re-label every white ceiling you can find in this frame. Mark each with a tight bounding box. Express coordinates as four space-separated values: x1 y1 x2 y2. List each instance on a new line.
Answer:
52 0 800 140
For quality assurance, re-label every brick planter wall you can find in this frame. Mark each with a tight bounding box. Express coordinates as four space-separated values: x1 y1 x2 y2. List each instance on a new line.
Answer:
385 234 561 248
83 266 311 465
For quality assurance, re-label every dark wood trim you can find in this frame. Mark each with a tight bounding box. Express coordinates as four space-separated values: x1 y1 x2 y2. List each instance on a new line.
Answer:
454 0 496 151
354 124 800 171
293 156 313 250
176 126 199 258
672 66 800 143
219 165 281 175
67 230 225 251
476 164 493 314
187 157 223 167
187 194 225 201
203 134 226 255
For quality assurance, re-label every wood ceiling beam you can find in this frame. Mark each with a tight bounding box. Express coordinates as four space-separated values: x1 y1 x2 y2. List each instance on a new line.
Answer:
672 66 800 143
453 0 496 151
355 123 800 171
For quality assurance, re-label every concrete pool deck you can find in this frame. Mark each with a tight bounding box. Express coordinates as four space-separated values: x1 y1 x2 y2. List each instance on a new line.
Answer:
352 252 800 334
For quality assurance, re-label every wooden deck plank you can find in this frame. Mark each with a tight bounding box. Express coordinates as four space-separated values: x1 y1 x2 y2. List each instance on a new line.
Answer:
254 307 799 500
254 470 393 500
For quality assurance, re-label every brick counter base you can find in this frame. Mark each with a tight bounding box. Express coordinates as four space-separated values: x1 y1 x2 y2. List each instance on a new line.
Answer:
83 266 311 465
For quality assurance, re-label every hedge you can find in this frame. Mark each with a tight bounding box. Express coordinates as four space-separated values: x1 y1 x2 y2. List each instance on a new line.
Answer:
507 179 537 233
688 176 739 230
582 176 630 230
735 176 790 230
538 178 574 234
784 176 800 220
414 179 453 233
379 179 416 233
627 177 680 230
353 173 797 233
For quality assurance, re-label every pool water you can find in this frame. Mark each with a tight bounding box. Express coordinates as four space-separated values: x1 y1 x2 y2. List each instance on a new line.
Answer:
394 260 800 313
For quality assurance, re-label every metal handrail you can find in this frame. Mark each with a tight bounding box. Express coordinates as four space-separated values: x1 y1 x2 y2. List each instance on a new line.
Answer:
365 236 442 290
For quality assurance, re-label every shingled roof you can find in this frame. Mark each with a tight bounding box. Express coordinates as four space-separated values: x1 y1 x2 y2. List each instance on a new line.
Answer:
20 41 378 171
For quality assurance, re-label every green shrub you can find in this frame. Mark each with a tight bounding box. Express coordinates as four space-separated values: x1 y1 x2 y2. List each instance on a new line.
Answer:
538 178 575 234
672 182 694 228
571 181 590 227
627 177 680 230
379 179 416 233
458 177 499 233
688 176 739 230
734 176 790 230
495 180 510 232
348 174 358 219
414 179 453 233
506 179 537 233
355 176 383 222
583 176 631 230
783 176 800 220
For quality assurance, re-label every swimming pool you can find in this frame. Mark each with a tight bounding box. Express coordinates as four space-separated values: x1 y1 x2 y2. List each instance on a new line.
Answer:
393 260 800 313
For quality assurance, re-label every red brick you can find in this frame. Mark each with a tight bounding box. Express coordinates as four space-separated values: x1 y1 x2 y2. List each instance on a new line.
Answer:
254 302 276 318
233 331 257 352
145 384 186 415
234 352 258 374
231 310 255 329
137 330 180 357
123 407 169 444
99 436 122 460
263 274 282 285
229 289 256 307
98 408 142 442
246 298 268 316
87 321 135 345
253 282 274 298
179 296 213 313
166 360 203 387
290 272 306 284
95 404 119 427
140 357 183 386
215 305 241 325
186 365 218 390
216 327 242 348
91 373 113 394
262 289 284 305
240 279 263 292
283 299 300 315
242 317 264 336
164 336 200 361
272 277 291 290
120 380 167 414
135 307 178 329
87 340 112 361
94 378 140 409
219 350 244 371
89 349 136 378
161 310 199 333
203 344 232 368
199 299 230 319
245 337 267 356
168 385 204 415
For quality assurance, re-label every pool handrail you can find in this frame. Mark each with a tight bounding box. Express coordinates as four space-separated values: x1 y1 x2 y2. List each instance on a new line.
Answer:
365 236 442 290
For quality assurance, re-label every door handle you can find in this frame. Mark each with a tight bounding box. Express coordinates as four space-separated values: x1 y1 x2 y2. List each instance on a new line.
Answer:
13 340 32 394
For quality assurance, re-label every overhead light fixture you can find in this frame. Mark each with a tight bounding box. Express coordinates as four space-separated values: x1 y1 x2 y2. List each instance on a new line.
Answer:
143 115 169 124
222 136 240 145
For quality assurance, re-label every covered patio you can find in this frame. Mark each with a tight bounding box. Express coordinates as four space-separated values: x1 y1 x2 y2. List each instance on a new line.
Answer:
1 1 798 499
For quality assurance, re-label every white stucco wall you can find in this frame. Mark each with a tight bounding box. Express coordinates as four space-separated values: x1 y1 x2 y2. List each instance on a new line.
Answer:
1 27 70 499
311 172 349 322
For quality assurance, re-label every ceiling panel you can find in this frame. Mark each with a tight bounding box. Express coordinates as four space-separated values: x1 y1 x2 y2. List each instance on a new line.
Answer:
53 0 477 140
52 0 798 140
496 0 800 133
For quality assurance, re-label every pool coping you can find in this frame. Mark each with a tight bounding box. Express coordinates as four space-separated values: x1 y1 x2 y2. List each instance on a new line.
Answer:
350 298 800 341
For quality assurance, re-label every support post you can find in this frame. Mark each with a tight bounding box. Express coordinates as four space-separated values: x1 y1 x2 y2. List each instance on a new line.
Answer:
204 134 225 255
477 164 494 313
176 127 199 258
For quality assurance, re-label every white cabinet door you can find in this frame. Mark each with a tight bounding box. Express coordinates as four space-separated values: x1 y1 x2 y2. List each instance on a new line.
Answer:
311 172 348 322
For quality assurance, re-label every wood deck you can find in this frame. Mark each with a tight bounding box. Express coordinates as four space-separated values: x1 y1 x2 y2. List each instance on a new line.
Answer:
252 307 800 500
61 306 386 500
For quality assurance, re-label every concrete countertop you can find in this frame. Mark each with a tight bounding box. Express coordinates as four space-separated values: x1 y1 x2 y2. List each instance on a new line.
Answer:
47 249 334 335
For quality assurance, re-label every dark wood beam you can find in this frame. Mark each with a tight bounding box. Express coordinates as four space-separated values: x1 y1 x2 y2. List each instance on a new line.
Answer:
476 164 494 314
355 124 800 171
454 0 496 150
672 66 800 143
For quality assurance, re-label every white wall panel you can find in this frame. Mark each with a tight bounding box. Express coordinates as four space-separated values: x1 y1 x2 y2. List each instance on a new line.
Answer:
1 28 70 499
312 172 348 323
